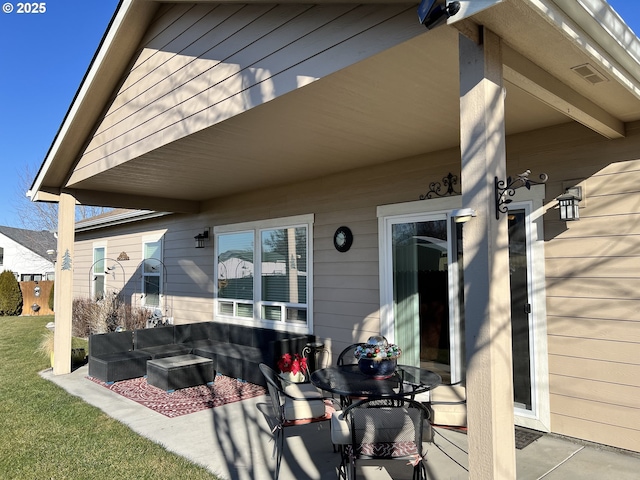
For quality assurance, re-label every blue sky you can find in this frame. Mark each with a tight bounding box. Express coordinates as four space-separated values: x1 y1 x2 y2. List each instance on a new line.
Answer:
0 0 638 229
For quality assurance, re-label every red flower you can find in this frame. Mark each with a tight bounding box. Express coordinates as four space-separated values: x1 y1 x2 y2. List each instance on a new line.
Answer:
278 353 307 375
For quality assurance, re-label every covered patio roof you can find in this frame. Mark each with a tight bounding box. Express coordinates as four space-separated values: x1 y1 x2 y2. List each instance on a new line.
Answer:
28 0 640 212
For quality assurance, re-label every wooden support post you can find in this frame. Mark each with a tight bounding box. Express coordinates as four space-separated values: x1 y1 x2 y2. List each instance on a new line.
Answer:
53 192 76 375
459 27 517 479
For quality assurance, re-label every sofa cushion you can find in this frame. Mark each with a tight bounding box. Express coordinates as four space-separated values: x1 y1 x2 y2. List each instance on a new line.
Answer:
136 344 192 359
228 324 256 347
88 350 151 383
89 331 134 356
194 343 266 363
134 326 175 349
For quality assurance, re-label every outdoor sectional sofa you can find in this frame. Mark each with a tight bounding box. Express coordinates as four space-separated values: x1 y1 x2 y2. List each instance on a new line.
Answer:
88 322 315 387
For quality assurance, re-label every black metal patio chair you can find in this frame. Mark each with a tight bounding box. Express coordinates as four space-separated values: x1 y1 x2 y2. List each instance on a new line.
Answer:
336 343 366 367
258 363 331 480
336 397 431 480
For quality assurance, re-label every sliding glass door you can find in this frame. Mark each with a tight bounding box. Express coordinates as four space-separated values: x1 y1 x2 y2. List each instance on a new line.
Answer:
380 196 549 429
383 212 463 383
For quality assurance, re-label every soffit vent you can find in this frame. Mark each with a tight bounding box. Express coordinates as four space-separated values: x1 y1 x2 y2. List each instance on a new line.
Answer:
570 63 608 85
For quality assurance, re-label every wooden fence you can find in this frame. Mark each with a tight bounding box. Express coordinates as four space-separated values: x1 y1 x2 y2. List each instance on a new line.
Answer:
20 280 54 316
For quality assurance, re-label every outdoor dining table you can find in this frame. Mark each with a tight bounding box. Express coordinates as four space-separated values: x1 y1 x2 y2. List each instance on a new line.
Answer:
310 364 441 403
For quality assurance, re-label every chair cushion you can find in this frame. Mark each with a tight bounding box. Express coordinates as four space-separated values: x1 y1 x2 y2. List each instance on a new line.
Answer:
430 385 466 403
283 383 325 421
352 407 420 443
284 382 323 398
345 442 419 458
331 411 350 445
429 384 467 426
429 404 467 426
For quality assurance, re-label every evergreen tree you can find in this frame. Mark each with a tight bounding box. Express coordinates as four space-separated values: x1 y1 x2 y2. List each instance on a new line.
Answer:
0 270 23 316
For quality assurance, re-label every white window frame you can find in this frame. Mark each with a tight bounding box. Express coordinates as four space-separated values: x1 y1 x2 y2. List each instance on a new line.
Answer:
92 245 106 300
378 196 464 381
214 214 314 333
508 185 550 432
141 237 163 309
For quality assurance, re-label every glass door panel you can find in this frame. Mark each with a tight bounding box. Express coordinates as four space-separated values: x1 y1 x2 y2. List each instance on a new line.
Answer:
391 218 451 379
508 209 533 411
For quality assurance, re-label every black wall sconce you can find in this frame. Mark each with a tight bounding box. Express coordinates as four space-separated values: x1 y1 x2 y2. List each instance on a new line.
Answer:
557 186 582 221
194 229 209 249
495 170 548 220
418 0 461 29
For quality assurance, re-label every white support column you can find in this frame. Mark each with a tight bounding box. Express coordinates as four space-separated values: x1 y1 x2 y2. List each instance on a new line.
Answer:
459 27 516 478
53 192 76 375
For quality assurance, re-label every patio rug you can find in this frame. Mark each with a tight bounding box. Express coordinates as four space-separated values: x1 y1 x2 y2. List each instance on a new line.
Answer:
88 374 266 418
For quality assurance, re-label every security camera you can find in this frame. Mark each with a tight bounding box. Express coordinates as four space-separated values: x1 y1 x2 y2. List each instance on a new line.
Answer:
418 0 461 30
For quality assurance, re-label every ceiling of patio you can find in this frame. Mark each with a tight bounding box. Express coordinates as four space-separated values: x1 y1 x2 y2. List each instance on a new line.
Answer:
63 1 640 209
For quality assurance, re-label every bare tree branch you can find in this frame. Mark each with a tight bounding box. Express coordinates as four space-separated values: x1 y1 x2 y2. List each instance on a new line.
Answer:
13 164 112 231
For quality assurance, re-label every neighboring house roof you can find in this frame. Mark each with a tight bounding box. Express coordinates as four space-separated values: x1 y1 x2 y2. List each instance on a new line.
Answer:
0 226 57 259
75 209 171 232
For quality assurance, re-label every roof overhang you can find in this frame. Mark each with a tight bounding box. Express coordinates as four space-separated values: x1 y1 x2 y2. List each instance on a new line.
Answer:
28 0 640 212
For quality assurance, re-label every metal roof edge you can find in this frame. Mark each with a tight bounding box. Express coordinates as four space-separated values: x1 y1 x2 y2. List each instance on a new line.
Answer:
75 210 172 232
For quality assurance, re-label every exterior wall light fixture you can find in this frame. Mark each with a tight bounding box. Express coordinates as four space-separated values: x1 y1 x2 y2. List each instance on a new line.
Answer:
451 208 476 223
194 229 209 249
557 186 582 221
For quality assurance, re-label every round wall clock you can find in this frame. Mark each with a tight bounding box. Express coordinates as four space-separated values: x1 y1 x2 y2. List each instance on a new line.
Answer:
333 226 353 252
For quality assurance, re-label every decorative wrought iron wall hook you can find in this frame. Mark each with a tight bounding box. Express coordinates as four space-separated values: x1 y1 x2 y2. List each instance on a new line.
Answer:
420 172 460 200
495 170 548 219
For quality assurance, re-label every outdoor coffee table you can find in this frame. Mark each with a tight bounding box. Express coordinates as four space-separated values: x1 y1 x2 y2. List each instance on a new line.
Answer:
147 354 215 392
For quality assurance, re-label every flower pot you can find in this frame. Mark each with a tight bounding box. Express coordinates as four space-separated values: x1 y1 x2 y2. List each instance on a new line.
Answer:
280 371 306 383
358 358 397 379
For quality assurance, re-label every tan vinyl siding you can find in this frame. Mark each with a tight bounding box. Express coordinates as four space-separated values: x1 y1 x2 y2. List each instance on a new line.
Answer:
69 3 422 185
73 219 216 323
73 120 640 451
510 121 640 452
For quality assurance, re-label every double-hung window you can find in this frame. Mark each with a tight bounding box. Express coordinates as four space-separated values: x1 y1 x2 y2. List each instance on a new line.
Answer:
92 246 106 300
142 240 162 308
215 214 313 330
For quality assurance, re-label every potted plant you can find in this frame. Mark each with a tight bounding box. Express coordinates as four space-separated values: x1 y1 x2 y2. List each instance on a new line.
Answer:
354 336 401 379
37 330 86 368
277 353 308 383
37 330 55 368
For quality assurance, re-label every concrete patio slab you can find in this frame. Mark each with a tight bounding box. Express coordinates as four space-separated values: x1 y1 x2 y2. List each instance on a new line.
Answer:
42 365 640 480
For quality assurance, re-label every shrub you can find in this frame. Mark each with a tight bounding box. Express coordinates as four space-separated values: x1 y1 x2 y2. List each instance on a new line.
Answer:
72 295 150 337
72 298 99 337
0 270 23 316
121 304 149 331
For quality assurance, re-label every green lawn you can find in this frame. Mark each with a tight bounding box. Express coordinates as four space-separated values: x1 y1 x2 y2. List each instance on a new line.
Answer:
0 315 219 480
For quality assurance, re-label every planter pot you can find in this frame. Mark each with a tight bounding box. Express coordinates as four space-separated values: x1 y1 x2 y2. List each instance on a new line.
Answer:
358 358 397 379
280 371 306 383
71 348 86 365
